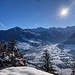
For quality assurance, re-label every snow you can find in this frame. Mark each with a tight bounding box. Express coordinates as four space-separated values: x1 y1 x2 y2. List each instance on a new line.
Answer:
54 65 72 75
17 42 73 75
17 42 32 50
52 59 64 64
0 67 53 75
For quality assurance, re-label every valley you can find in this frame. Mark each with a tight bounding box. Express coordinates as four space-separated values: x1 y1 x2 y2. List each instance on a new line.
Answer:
0 26 75 75
18 42 74 75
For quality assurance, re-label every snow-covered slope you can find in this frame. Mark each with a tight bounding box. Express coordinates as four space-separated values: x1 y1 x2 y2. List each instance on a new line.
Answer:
18 43 73 75
0 67 53 75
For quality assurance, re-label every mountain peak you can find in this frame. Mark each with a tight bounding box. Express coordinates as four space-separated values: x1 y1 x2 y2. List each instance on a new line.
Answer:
8 26 23 32
13 26 22 29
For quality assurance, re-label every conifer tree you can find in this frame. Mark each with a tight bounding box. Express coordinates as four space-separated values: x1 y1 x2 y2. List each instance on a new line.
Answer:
8 38 18 57
38 50 56 74
0 38 27 67
1 40 6 52
8 38 19 66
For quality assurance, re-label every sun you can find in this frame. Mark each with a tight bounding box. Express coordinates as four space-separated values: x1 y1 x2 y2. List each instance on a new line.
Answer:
61 8 68 16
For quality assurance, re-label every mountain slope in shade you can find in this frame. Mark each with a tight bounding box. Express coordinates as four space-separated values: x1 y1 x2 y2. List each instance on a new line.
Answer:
58 32 75 48
64 32 75 44
57 32 75 55
0 27 40 42
1 26 75 42
0 67 53 75
30 26 75 42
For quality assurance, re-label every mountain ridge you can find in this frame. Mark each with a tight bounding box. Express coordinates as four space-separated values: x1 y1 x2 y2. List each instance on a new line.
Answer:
0 26 75 42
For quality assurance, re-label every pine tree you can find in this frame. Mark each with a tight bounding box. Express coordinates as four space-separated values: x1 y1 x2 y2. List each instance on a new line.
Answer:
38 50 56 74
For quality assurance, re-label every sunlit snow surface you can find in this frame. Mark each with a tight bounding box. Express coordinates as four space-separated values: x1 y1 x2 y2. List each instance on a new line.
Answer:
18 42 32 50
0 67 53 75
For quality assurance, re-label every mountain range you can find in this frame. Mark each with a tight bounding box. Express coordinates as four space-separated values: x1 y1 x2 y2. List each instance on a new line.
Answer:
0 26 75 75
0 26 75 43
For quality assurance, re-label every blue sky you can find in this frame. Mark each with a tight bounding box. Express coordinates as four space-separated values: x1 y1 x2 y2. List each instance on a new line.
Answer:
0 0 75 30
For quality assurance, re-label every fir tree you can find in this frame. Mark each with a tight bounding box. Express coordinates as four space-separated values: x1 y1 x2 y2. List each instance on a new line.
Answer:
8 38 19 56
0 40 6 52
38 50 56 74
0 38 27 67
8 38 19 66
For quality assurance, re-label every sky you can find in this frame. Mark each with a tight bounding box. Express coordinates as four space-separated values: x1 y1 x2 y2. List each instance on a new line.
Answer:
0 0 75 30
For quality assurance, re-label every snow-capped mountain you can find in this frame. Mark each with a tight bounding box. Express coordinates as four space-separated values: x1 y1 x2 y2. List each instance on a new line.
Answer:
0 27 40 42
0 26 75 43
58 32 75 57
0 67 53 75
30 26 75 42
58 31 75 50
0 26 75 75
64 32 75 44
30 26 75 34
0 27 56 42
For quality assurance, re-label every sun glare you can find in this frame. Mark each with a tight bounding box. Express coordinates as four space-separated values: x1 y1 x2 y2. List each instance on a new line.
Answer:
61 8 68 16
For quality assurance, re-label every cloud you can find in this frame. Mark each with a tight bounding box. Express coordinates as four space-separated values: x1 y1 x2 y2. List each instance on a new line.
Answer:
0 22 5 28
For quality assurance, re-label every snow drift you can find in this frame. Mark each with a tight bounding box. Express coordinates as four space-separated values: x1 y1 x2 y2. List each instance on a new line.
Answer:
0 67 53 75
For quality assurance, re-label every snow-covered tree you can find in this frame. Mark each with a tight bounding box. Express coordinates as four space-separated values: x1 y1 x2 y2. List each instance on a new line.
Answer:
0 38 27 67
38 50 56 74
